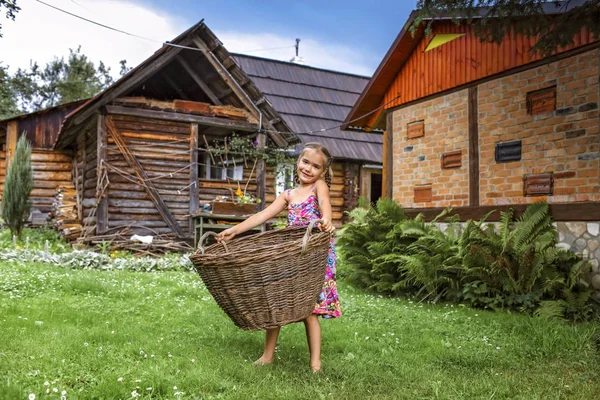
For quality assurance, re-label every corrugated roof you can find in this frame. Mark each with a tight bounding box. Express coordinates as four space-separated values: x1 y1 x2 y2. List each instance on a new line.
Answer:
233 54 383 163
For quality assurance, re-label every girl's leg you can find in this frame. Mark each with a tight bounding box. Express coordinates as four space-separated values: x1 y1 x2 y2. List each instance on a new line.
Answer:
254 327 280 365
303 314 322 372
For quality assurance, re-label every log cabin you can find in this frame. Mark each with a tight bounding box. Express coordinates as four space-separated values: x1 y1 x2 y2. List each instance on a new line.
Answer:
0 20 382 241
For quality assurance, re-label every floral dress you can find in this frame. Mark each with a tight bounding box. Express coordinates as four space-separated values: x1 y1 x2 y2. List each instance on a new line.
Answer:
287 185 341 318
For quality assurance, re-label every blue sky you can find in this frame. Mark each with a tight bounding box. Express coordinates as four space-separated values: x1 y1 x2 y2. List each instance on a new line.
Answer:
0 0 415 77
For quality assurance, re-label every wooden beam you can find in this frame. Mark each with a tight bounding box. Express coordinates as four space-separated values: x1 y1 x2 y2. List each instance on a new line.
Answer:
176 56 222 105
163 73 190 100
384 111 394 199
468 87 480 206
189 124 199 229
6 121 17 166
192 36 289 147
105 105 259 132
73 45 184 125
256 132 266 211
96 115 108 234
404 202 600 222
192 37 260 118
105 116 186 238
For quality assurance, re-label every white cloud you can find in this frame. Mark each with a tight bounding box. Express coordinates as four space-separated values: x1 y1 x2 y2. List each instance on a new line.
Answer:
0 0 373 77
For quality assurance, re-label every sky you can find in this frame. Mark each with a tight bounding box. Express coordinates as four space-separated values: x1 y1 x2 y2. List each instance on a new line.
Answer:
0 0 416 78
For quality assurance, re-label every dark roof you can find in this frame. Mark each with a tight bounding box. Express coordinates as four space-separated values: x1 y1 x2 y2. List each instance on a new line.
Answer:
233 54 383 163
344 0 589 129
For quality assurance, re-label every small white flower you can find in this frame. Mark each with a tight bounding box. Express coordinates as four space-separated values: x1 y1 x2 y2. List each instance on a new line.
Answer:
173 386 178 390
496 346 501 350
44 382 50 386
117 377 123 382
151 354 155 358
146 387 152 391
53 388 58 393
46 389 50 394
29 394 36 400
111 330 115 334
61 390 67 395
84 342 88 347
131 390 139 398
191 359 196 363
365 336 369 340
135 379 141 383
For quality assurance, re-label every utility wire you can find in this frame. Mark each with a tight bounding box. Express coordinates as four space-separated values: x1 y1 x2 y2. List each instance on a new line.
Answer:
35 0 397 133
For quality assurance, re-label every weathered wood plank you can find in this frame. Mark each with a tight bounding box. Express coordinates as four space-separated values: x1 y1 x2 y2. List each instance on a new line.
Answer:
190 124 199 219
468 87 480 206
106 105 258 131
97 114 108 233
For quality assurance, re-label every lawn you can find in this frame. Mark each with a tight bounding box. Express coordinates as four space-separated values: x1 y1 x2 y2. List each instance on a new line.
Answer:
1 260 599 400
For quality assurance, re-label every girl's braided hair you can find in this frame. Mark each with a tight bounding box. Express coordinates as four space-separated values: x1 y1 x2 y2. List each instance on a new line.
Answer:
294 142 334 188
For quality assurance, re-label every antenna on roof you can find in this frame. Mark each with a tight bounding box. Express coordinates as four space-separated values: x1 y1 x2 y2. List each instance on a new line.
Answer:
290 38 306 65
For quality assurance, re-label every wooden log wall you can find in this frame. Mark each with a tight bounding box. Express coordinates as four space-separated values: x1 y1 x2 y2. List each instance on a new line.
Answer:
0 131 6 201
103 114 191 235
30 149 74 224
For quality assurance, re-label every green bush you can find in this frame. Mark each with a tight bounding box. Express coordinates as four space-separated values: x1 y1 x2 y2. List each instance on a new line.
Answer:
1 135 33 239
337 201 599 321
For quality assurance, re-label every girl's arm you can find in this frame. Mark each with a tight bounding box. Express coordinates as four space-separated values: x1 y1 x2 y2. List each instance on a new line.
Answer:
315 180 335 233
216 191 288 241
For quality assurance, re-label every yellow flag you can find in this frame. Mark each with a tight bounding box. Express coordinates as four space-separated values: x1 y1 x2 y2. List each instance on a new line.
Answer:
424 34 465 52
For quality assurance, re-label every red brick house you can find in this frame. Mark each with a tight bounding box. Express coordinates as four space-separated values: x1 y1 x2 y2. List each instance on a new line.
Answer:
344 3 600 289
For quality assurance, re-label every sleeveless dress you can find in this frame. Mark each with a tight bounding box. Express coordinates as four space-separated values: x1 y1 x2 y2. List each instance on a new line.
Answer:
287 186 342 318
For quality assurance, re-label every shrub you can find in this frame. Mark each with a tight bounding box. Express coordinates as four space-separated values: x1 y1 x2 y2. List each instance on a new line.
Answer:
338 201 599 321
1 135 33 239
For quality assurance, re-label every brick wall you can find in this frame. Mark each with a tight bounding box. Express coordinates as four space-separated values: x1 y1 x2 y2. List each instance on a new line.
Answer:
391 90 470 207
478 48 600 205
390 48 600 209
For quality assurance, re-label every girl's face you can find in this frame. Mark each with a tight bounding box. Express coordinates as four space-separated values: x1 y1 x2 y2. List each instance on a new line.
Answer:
296 149 326 185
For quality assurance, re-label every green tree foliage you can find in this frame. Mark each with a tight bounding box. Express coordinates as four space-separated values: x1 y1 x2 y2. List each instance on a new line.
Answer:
413 0 600 56
338 201 599 321
0 64 19 119
9 46 113 114
1 134 33 239
0 0 19 38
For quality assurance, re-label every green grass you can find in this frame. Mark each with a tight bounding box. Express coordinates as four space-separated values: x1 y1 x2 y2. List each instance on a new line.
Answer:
1 261 599 400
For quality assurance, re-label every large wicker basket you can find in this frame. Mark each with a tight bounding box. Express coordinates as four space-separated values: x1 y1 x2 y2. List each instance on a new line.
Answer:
189 219 331 330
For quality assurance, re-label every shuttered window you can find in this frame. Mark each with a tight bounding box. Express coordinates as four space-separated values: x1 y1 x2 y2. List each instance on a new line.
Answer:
526 86 556 115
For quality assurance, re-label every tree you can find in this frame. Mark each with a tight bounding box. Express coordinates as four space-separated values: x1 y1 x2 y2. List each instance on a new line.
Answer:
0 64 19 119
0 0 19 38
412 0 600 56
9 46 114 114
1 134 33 239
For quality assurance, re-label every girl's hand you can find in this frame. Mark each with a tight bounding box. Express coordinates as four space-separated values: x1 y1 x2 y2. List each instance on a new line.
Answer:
217 228 236 242
318 218 335 233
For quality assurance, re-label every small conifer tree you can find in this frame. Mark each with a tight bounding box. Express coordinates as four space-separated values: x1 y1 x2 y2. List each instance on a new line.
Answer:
1 134 33 239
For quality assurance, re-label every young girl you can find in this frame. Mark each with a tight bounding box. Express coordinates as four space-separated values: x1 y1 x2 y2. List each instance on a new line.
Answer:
216 142 341 372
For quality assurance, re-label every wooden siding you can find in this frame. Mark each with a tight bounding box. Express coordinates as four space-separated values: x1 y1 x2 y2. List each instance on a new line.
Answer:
384 22 596 110
17 103 82 148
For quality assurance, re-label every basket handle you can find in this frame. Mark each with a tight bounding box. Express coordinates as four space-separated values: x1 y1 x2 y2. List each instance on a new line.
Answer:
301 219 325 253
197 231 229 255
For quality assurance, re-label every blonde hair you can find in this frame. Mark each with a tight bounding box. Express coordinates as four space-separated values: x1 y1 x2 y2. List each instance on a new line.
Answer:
294 142 334 188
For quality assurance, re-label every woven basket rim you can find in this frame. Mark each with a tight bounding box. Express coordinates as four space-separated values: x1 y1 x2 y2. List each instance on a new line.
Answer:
193 225 329 258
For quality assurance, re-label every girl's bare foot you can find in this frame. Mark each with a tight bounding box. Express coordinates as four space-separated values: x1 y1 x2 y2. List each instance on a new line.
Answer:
310 362 321 373
253 355 273 366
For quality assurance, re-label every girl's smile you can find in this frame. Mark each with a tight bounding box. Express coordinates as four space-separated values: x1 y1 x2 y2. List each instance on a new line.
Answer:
297 149 325 185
